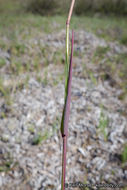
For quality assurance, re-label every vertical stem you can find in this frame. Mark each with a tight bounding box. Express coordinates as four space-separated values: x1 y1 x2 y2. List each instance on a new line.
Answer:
61 1 75 189
66 0 75 25
65 0 75 98
61 30 74 190
65 24 70 98
61 136 67 190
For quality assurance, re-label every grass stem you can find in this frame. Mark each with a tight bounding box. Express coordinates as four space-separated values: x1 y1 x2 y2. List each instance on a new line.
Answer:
61 30 74 190
61 136 67 190
61 1 75 189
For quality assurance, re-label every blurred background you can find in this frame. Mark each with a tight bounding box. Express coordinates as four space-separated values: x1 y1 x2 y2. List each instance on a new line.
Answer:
25 0 127 15
1 0 127 15
0 0 127 15
0 0 127 190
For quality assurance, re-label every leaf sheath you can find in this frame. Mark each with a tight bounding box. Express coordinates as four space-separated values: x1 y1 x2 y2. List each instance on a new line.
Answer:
61 30 74 137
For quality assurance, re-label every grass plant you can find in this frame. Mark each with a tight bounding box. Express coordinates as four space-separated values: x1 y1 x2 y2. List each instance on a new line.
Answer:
60 0 75 189
94 46 110 59
0 78 12 105
31 131 49 145
43 69 48 86
0 58 6 68
98 110 109 141
121 144 127 163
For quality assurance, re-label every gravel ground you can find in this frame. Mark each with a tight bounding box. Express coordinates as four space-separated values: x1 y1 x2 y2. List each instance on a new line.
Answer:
0 30 127 190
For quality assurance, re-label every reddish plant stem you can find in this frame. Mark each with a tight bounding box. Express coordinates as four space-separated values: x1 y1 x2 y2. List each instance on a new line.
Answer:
61 30 74 190
61 136 67 190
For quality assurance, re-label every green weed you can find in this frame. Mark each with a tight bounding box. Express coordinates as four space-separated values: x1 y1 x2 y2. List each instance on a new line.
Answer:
43 69 48 86
0 111 6 119
10 59 31 75
118 91 127 101
94 46 110 59
41 47 48 56
0 58 6 68
120 34 127 45
36 74 43 83
31 133 43 145
98 110 109 141
28 124 35 134
33 57 41 71
31 117 60 145
83 178 89 190
53 78 59 86
53 73 64 86
89 71 97 85
82 62 88 78
10 60 23 75
0 40 6 49
115 53 127 64
53 50 64 65
52 116 60 134
123 187 127 190
121 144 127 163
0 78 12 105
32 131 49 145
24 75 30 88
0 163 11 172
0 152 16 173
14 43 26 55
